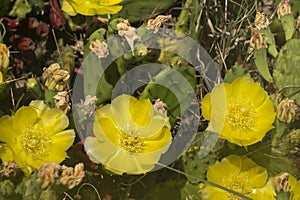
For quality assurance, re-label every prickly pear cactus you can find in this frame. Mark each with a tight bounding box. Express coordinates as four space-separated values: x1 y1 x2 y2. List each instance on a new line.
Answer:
118 0 175 21
273 39 300 105
182 144 218 184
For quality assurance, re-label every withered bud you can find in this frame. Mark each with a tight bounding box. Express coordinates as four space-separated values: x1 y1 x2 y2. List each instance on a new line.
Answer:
275 172 290 192
117 20 140 53
249 29 267 49
147 15 172 32
0 161 18 177
277 98 298 123
37 162 61 189
43 63 70 92
254 12 270 30
0 43 10 72
277 1 292 20
153 99 168 115
89 39 109 58
60 163 85 189
78 95 97 117
54 91 71 113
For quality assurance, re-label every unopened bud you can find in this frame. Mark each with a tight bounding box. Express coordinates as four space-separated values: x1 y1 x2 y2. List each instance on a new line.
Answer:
277 98 298 123
0 180 15 197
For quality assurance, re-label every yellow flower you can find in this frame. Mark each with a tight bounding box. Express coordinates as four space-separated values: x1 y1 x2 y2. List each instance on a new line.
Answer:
84 94 172 175
202 77 275 146
202 155 276 200
61 0 123 16
0 100 75 175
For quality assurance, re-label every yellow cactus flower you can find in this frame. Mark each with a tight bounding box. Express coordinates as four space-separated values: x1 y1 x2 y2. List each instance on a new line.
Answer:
61 0 123 16
84 94 172 175
202 77 275 146
202 155 276 200
0 100 75 175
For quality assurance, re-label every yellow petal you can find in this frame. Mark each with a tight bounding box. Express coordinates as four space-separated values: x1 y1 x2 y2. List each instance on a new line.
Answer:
201 93 212 120
94 115 120 146
62 0 122 16
29 100 47 117
94 0 123 6
40 108 69 134
130 98 152 126
206 156 241 184
143 127 172 152
0 145 15 162
209 83 231 133
0 116 14 144
111 94 133 130
12 107 38 133
61 0 77 16
84 136 118 164
50 130 75 150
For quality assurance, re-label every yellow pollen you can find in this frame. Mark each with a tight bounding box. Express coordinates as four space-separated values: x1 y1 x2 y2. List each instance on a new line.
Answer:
223 173 252 200
120 127 144 153
21 126 51 160
226 97 256 130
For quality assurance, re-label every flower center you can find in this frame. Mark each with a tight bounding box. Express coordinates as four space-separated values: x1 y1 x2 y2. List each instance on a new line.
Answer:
226 97 256 130
120 126 144 153
223 173 252 200
21 126 52 160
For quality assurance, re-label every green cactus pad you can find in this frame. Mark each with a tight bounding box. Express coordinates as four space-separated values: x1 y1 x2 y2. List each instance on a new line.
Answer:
118 0 175 22
273 39 300 105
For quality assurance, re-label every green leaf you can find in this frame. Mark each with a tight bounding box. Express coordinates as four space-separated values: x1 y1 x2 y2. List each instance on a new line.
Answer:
254 48 273 82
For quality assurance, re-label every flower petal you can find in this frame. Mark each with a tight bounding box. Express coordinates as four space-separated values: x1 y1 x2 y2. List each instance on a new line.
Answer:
41 108 69 134
201 93 212 120
13 107 39 133
143 127 172 153
0 116 14 144
50 130 75 150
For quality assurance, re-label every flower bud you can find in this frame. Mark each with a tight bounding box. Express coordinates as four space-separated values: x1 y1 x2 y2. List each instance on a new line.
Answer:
0 180 15 197
277 98 298 123
287 129 300 144
0 43 10 72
